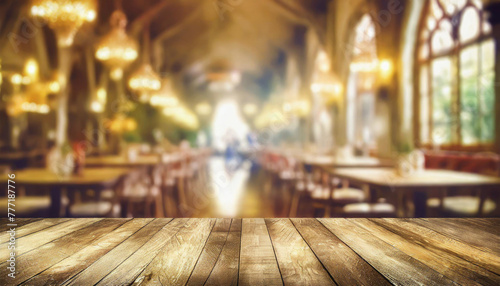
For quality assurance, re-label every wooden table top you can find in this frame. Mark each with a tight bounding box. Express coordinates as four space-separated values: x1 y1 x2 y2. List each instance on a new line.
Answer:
1 218 498 285
331 167 500 188
3 168 131 187
85 155 161 167
301 155 394 168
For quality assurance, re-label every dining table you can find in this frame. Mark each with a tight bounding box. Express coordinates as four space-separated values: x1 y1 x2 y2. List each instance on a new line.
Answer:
1 218 499 285
329 167 500 217
3 168 132 217
300 154 394 168
85 154 162 168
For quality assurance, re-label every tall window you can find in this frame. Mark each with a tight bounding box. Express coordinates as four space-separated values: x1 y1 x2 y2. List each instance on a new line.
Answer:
417 0 495 148
347 14 377 149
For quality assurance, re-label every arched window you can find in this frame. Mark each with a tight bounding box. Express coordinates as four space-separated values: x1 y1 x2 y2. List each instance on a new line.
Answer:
417 0 495 148
347 14 378 150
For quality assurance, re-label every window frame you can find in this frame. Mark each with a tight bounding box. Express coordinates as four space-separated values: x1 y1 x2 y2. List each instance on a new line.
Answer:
415 0 494 151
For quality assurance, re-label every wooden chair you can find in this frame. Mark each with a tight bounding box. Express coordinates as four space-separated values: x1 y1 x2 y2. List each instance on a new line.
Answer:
120 167 164 218
427 188 497 217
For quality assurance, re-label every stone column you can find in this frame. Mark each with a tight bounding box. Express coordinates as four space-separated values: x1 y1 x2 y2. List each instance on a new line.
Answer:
485 2 500 154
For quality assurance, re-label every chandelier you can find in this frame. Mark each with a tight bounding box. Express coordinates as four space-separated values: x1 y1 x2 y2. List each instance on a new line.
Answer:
30 0 96 47
128 24 161 103
311 71 343 105
128 64 161 102
106 113 137 133
149 78 179 107
95 10 138 80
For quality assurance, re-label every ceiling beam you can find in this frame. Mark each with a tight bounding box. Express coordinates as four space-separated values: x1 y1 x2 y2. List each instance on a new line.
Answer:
128 0 174 36
152 7 205 44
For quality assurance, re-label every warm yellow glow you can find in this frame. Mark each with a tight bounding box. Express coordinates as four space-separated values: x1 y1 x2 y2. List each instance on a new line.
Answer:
49 81 61 93
317 50 331 72
22 76 32 85
24 59 39 80
149 78 179 107
243 103 257 116
283 98 311 118
350 60 379 72
30 0 97 47
6 94 25 117
90 101 104 113
163 106 199 130
107 114 137 133
95 11 138 79
90 88 107 113
21 102 49 114
97 87 107 102
311 71 343 98
110 68 124 80
150 95 178 107
379 59 393 80
195 102 212 116
128 64 161 102
11 74 22 85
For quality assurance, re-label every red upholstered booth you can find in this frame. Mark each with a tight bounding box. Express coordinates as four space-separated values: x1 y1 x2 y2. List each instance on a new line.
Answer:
424 151 500 177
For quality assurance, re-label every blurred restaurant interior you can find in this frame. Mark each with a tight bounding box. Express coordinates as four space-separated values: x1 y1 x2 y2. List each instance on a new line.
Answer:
0 0 500 219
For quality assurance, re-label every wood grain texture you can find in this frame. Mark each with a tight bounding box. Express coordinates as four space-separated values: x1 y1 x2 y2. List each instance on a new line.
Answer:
239 218 283 286
204 219 243 286
291 218 390 286
0 218 68 243
1 218 498 285
355 219 500 286
0 218 43 233
186 218 232 286
0 219 127 285
377 218 500 275
0 218 101 262
22 219 150 285
266 218 334 285
319 218 458 286
64 218 166 285
96 218 183 286
415 218 500 255
132 218 216 285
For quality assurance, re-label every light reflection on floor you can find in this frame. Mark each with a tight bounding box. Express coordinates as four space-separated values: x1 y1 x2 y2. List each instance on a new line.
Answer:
196 156 274 218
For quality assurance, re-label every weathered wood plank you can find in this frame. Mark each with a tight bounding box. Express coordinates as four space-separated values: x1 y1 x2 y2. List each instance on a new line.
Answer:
0 218 69 243
319 218 457 286
0 219 102 262
186 218 232 286
291 218 390 286
415 218 500 255
0 219 127 284
356 219 500 286
205 219 242 286
64 218 167 285
21 219 150 285
466 218 500 235
229 217 242 232
132 218 216 285
238 218 282 286
266 218 334 285
96 218 186 286
376 218 500 275
0 218 43 233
